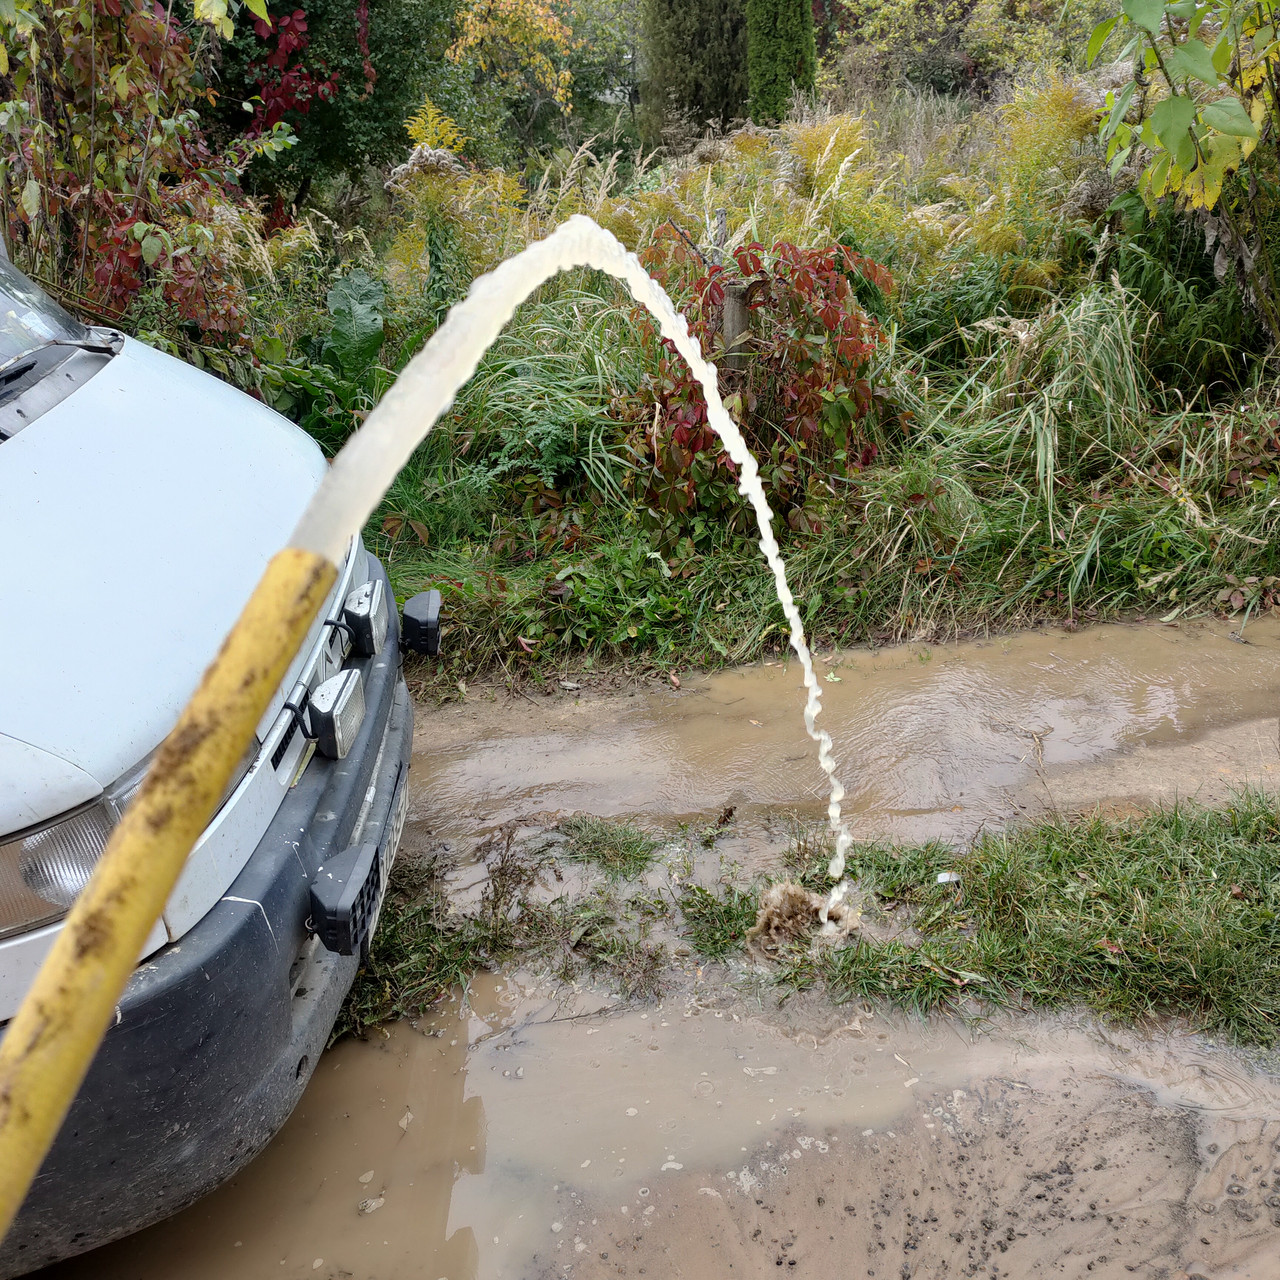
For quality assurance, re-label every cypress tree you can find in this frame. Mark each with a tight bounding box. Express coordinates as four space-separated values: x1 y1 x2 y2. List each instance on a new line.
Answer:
640 0 748 143
746 0 816 124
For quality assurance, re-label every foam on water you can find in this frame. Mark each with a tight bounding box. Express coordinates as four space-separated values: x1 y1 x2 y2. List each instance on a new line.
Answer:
288 214 853 874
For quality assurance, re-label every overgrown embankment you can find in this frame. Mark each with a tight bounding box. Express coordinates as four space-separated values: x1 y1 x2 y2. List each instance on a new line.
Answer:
348 86 1280 679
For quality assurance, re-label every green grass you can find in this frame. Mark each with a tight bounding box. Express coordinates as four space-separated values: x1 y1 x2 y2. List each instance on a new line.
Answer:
777 792 1280 1044
560 814 661 879
678 883 760 959
342 794 1280 1045
336 858 492 1039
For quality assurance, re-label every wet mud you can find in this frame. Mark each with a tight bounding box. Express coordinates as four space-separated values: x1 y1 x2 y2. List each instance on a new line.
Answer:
42 618 1280 1280
51 978 1280 1280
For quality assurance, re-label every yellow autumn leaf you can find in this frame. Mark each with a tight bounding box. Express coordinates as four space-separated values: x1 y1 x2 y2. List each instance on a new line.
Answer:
1182 134 1242 210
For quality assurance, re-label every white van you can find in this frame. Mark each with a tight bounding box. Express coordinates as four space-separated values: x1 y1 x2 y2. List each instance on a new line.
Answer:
0 257 419 1274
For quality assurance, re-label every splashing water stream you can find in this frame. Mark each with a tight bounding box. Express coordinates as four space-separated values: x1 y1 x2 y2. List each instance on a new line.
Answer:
288 215 853 877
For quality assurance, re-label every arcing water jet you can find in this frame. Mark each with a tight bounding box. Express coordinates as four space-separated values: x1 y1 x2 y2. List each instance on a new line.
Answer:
288 215 854 876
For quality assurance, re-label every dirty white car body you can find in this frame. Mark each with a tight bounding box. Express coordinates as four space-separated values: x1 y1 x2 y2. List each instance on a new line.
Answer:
0 257 414 1274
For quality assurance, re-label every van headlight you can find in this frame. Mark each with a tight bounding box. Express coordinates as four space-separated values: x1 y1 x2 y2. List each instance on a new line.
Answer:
0 802 115 938
13 803 115 912
0 744 257 940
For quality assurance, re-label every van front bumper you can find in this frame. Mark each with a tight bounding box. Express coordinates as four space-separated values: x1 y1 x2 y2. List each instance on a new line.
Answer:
0 569 413 1278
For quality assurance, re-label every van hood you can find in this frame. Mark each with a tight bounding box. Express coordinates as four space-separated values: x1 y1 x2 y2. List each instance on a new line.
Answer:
0 337 327 836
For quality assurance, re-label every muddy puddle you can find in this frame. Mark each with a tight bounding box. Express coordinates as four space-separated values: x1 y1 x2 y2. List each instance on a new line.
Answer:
409 616 1280 853
42 618 1280 1280
49 977 1280 1279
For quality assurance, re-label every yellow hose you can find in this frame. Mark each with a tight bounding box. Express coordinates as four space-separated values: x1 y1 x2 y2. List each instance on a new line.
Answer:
0 548 336 1240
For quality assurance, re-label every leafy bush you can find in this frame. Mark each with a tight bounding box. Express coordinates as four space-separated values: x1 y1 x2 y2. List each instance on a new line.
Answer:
1089 0 1280 345
1 0 293 331
267 267 395 452
614 229 894 545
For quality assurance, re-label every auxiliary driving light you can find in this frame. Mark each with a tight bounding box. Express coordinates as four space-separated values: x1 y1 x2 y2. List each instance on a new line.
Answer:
343 577 389 657
308 669 365 759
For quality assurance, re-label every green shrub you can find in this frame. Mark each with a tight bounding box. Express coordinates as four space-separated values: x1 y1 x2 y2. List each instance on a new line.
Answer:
747 0 817 123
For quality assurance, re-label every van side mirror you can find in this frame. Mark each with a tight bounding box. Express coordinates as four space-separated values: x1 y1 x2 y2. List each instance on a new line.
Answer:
401 589 442 656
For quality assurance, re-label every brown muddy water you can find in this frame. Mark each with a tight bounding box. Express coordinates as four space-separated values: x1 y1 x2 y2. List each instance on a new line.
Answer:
44 619 1280 1280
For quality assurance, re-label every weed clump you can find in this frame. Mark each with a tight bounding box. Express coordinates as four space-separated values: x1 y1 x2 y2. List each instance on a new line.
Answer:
336 854 490 1040
560 815 661 879
679 883 760 959
339 820 674 1037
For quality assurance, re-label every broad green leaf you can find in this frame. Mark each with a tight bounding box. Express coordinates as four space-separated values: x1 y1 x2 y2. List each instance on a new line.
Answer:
1103 82 1137 138
243 0 270 22
1109 144 1133 176
1123 0 1164 34
1165 0 1196 16
1147 150 1173 199
1174 128 1198 170
19 176 39 220
192 0 228 26
1253 24 1275 54
1087 15 1119 65
1201 95 1258 136
1150 94 1198 167
323 269 385 379
1212 33 1232 71
1166 38 1219 84
140 234 163 266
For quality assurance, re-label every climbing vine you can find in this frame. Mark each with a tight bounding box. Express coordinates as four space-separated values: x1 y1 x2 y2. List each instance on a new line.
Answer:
0 0 290 328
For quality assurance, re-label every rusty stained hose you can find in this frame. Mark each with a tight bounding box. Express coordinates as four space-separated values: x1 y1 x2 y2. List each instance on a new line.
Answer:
0 548 336 1240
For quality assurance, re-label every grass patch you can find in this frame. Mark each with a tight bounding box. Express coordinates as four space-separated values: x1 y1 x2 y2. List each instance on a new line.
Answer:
679 883 760 960
779 792 1280 1044
560 815 661 879
336 858 491 1040
343 797 1280 1047
338 826 672 1036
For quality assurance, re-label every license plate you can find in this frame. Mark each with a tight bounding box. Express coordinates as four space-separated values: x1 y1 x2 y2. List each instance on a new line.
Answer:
368 772 409 945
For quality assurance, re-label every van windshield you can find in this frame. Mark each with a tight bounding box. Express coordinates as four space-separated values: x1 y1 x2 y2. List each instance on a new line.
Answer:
0 257 88 367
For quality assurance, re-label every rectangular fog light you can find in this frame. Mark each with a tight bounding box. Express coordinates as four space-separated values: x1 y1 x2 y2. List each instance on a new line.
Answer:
343 578 389 657
308 669 365 759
